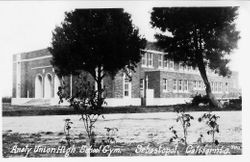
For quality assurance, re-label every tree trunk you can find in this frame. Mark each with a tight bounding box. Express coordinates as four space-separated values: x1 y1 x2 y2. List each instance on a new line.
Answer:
96 66 103 108
86 138 91 157
196 52 222 108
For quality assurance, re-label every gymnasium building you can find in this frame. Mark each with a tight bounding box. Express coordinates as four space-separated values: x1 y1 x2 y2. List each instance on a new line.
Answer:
12 42 240 106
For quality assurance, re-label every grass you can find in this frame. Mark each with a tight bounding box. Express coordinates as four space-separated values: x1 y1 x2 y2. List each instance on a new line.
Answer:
2 102 241 117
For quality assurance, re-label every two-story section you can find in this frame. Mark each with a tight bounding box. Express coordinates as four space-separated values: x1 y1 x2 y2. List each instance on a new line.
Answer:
139 42 240 105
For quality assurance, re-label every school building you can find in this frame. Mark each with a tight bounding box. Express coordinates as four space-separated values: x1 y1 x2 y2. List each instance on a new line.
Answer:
12 42 240 106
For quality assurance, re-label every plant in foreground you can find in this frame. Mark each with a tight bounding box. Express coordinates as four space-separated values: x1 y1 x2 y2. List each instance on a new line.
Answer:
102 127 119 145
63 118 73 147
57 74 106 156
170 110 194 147
198 112 220 146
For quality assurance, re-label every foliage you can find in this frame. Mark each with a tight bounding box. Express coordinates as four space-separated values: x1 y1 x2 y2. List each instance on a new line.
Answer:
190 94 211 106
169 110 194 146
198 112 220 145
150 7 240 107
229 96 242 105
102 127 119 145
57 74 105 151
63 118 73 147
49 8 146 78
2 97 11 103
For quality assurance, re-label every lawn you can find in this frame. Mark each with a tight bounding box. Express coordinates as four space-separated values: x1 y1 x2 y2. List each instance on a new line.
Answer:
2 111 242 157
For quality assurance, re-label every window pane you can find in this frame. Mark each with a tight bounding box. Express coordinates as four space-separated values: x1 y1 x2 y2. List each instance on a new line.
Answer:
179 80 182 91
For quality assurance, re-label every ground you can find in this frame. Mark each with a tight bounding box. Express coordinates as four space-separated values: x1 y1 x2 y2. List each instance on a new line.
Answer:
2 111 242 157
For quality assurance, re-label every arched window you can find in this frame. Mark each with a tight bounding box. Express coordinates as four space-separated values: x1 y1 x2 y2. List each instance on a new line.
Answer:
35 74 43 98
44 73 53 98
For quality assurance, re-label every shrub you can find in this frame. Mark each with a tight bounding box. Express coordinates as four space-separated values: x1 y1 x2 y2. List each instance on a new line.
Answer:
102 127 119 145
198 112 220 145
190 94 211 106
57 74 106 157
2 97 11 103
63 118 73 147
169 110 194 147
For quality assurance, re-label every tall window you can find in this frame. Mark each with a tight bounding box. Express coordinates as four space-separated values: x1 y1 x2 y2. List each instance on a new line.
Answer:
179 80 183 91
158 55 163 68
225 82 229 92
123 73 131 98
218 82 222 92
142 53 146 66
214 82 218 92
179 63 182 71
174 63 179 70
193 80 197 89
184 80 188 91
147 53 153 67
198 81 202 89
202 82 205 89
164 60 168 68
169 61 174 69
140 79 144 90
163 78 168 92
183 65 187 71
173 79 177 91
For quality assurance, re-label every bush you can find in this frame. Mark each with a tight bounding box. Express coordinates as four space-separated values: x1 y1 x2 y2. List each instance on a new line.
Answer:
190 94 211 106
223 96 242 110
2 97 11 103
229 96 242 105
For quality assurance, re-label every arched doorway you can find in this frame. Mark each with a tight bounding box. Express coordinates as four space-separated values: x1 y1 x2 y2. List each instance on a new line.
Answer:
44 73 53 98
35 74 43 98
54 75 61 98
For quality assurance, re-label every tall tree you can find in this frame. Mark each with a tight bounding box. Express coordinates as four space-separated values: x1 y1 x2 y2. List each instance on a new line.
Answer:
151 7 240 108
49 9 146 108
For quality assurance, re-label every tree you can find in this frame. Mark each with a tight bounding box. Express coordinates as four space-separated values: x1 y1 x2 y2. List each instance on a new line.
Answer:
49 9 146 108
150 7 240 108
49 9 145 156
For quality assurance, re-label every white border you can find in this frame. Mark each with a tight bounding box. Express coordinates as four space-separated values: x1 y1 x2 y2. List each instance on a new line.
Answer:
1 1 249 162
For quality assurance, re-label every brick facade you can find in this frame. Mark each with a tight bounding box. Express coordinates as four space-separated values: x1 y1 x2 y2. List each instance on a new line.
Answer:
12 43 240 106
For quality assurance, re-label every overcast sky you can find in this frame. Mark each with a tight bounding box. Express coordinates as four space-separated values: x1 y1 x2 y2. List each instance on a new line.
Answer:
0 1 249 97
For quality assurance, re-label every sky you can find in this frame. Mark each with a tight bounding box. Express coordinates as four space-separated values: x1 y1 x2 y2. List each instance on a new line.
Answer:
0 1 249 97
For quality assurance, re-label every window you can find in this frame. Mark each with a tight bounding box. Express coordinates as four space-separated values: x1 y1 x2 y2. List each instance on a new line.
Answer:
202 82 205 89
173 79 177 91
158 55 163 68
196 81 199 89
164 60 168 68
179 80 183 91
142 53 147 66
179 63 182 71
163 79 168 92
123 74 131 97
193 80 197 89
140 79 144 90
219 82 222 92
174 63 179 70
169 61 174 69
184 80 188 91
214 82 218 92
183 65 187 71
147 53 153 67
198 81 202 89
225 82 229 92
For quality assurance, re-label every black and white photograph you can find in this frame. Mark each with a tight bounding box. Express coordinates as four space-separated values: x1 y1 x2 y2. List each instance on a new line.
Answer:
0 0 248 159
